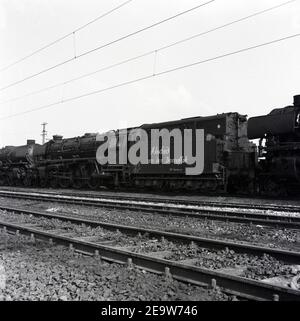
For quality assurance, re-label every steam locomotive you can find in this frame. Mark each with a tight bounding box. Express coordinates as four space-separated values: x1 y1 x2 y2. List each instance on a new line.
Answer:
248 95 300 195
0 95 299 196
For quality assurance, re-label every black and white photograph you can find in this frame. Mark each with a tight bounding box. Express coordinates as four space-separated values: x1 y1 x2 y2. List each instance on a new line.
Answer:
0 0 299 310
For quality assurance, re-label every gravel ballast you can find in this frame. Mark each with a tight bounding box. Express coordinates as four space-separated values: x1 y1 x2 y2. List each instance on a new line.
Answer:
0 234 228 301
0 209 298 284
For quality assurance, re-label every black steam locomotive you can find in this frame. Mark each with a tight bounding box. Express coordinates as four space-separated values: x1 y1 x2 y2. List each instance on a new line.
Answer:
0 95 299 196
248 95 300 195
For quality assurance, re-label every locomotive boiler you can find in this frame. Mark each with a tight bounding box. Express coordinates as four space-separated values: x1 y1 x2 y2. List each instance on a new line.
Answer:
33 133 104 189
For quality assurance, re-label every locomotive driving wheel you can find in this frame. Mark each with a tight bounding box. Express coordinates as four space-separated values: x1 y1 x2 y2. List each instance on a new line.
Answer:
72 168 84 189
261 177 287 197
7 175 14 186
23 176 32 187
59 177 71 188
87 176 99 189
50 178 58 188
39 178 47 188
57 167 71 188
58 173 70 188
86 165 99 189
49 171 58 188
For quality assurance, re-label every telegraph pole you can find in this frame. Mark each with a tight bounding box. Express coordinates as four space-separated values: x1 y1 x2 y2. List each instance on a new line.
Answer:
41 122 48 144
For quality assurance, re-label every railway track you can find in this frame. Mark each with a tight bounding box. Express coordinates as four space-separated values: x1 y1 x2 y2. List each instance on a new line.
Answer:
1 186 300 213
46 192 300 213
0 190 299 229
0 206 299 301
1 204 299 262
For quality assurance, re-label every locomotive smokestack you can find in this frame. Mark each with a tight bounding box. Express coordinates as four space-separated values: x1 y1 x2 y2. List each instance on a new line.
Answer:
293 95 300 107
53 135 63 142
27 139 35 145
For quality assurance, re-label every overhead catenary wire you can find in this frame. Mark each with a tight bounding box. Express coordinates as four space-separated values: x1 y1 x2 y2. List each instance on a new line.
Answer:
0 0 216 93
0 0 134 73
0 0 296 106
1 31 299 121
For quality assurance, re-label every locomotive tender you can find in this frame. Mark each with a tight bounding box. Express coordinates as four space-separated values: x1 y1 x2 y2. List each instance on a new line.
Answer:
0 95 299 196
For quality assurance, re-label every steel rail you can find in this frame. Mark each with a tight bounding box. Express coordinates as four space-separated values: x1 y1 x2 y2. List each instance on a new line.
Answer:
36 190 300 213
0 220 299 301
0 190 299 229
1 205 299 264
1 187 300 212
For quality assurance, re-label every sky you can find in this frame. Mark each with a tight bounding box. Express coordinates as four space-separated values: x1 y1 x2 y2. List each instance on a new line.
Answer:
0 0 299 146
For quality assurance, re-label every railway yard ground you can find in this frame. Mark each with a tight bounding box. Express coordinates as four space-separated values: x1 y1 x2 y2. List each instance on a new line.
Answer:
0 234 225 301
0 186 299 301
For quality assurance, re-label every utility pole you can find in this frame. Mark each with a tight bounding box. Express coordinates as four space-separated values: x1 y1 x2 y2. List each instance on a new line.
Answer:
41 122 48 144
